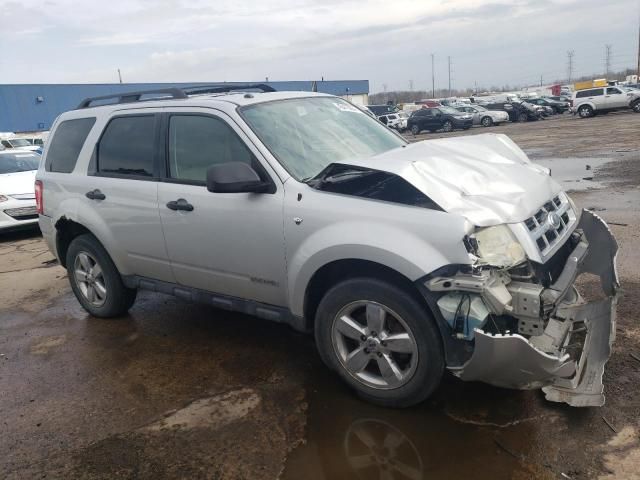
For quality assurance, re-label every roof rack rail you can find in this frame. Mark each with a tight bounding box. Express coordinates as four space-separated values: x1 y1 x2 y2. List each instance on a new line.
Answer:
76 88 188 109
184 83 276 95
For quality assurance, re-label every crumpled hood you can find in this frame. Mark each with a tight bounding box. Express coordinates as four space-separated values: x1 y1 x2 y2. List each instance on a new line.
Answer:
336 133 562 226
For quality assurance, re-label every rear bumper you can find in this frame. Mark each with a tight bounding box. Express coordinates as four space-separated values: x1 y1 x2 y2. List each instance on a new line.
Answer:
438 210 619 406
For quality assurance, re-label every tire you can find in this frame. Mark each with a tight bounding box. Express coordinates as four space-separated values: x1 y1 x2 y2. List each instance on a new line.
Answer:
410 124 420 135
481 116 493 127
314 277 444 408
517 112 528 123
631 99 640 113
442 121 453 132
578 105 593 118
66 234 137 317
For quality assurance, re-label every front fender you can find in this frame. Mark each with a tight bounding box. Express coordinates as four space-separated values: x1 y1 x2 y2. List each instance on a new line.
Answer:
287 219 471 317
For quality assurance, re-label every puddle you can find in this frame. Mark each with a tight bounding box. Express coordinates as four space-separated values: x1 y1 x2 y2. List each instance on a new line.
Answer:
533 157 617 192
282 370 554 480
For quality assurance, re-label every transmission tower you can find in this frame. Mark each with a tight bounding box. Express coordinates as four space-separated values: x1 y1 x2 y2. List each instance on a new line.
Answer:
605 44 612 77
567 50 575 83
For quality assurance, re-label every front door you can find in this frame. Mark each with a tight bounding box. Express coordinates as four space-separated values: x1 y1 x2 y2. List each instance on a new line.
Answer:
157 109 287 306
605 87 628 108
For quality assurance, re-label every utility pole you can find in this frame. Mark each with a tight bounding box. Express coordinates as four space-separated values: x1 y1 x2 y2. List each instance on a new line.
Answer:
431 53 435 98
409 80 413 91
540 75 543 87
567 50 575 83
637 8 640 80
447 56 452 97
117 69 122 84
383 83 388 103
605 44 612 77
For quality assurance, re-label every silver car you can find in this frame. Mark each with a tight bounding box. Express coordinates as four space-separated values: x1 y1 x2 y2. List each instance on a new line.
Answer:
36 86 619 408
454 104 509 127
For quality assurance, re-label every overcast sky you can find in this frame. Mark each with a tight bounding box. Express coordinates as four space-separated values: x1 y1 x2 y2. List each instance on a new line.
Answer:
1 0 638 92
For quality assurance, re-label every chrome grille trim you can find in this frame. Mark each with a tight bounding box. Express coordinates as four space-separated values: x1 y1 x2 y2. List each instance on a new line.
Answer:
522 193 576 256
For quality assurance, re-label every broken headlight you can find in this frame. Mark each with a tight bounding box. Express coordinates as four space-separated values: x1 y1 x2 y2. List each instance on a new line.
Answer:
471 225 526 268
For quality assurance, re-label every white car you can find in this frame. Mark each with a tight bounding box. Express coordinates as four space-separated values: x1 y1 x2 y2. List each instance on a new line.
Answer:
377 113 406 132
572 86 640 118
0 151 40 232
0 137 42 152
454 104 509 127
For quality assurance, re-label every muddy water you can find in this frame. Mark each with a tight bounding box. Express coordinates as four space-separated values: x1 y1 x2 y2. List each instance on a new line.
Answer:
533 157 616 192
283 367 557 480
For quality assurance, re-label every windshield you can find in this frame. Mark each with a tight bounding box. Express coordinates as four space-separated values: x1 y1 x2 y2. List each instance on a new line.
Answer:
0 152 40 174
439 106 461 115
7 138 31 147
473 105 487 112
241 97 406 180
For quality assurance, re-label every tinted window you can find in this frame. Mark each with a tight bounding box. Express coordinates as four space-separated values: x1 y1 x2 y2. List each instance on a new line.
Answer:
98 116 155 177
47 118 95 173
168 115 255 183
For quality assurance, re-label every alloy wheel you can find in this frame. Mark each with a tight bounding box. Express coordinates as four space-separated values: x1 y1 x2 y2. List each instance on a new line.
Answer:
74 251 107 307
442 121 453 132
331 301 418 390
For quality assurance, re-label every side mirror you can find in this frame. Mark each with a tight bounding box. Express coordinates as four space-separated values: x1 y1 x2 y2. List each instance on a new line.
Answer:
206 162 271 193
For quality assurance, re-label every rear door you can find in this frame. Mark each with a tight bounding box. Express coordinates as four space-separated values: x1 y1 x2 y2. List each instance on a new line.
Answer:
86 112 174 282
156 108 287 306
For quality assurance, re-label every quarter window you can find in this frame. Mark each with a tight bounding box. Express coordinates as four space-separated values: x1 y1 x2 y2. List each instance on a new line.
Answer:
98 116 156 177
46 118 96 173
168 115 256 183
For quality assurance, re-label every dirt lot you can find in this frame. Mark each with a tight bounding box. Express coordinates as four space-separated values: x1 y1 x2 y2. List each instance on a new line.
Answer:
1 111 639 479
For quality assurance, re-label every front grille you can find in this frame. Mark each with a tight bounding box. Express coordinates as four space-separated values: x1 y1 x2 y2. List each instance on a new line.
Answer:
4 206 38 221
522 194 576 255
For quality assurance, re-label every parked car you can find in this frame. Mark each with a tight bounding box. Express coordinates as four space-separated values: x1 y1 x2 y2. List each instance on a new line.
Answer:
547 95 572 103
407 106 473 134
378 113 406 132
37 86 619 408
453 104 509 127
367 104 399 116
526 97 570 114
572 86 640 117
480 101 542 122
0 150 40 232
0 137 42 152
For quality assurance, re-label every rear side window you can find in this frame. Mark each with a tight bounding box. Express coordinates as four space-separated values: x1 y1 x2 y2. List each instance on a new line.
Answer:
46 118 96 173
168 115 255 183
98 115 156 177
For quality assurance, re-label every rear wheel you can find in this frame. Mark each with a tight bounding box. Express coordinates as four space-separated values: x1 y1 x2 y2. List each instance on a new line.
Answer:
481 116 493 127
66 234 137 317
410 124 420 135
578 105 594 118
442 121 453 132
314 278 444 407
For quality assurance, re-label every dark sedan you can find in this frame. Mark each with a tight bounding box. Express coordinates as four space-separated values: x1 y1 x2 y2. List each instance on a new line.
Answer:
407 107 473 134
527 97 570 114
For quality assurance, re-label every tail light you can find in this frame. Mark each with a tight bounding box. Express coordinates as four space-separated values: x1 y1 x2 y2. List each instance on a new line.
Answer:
35 180 43 214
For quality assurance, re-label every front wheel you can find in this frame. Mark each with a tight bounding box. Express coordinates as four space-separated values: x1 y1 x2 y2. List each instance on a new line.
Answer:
66 234 137 317
631 100 640 113
410 124 420 135
517 112 528 122
481 116 493 127
314 278 444 408
578 105 594 118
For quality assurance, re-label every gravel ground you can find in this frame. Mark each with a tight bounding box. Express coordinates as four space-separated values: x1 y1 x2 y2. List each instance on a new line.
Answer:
0 110 639 479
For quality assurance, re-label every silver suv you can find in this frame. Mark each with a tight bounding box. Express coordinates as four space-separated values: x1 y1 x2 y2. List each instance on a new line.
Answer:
572 86 640 117
36 85 619 407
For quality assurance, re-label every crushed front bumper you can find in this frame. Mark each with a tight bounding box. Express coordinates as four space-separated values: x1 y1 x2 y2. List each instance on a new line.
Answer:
434 210 619 407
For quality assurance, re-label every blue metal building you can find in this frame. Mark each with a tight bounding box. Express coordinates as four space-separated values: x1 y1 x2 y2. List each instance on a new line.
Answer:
0 80 369 133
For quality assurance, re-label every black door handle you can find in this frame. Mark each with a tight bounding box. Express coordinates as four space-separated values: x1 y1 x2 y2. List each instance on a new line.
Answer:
166 198 194 212
86 189 106 200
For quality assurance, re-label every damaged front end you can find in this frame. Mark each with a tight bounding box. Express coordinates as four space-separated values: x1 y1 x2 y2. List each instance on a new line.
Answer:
424 209 619 407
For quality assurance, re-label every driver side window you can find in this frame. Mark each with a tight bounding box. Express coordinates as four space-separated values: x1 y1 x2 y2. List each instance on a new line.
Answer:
168 115 256 183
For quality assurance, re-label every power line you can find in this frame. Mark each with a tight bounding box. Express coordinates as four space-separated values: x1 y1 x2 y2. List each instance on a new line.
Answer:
567 50 575 83
431 53 435 99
